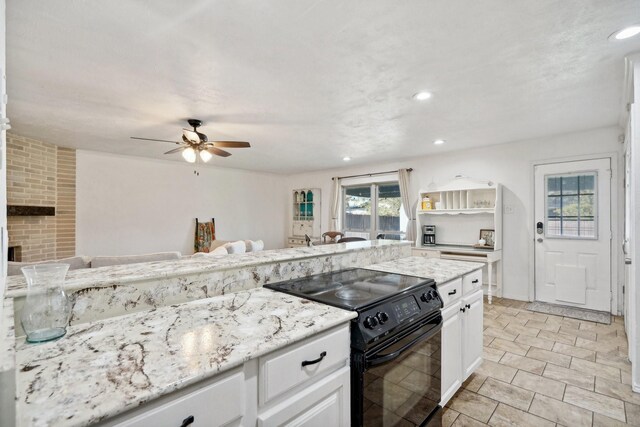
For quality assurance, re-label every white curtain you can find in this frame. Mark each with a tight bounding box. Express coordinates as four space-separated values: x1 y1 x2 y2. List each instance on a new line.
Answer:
330 177 341 230
398 168 415 242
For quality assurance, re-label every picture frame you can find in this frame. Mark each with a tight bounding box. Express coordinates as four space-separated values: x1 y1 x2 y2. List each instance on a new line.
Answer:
479 228 495 248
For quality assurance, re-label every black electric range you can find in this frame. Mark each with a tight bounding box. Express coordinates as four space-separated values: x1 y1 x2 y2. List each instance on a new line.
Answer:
265 268 443 427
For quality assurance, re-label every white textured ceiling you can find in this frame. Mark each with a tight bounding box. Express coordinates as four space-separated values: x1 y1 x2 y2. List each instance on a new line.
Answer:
6 1 640 173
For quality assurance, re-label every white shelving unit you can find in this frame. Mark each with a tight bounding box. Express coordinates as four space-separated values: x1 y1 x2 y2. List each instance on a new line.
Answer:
288 188 321 247
414 177 503 302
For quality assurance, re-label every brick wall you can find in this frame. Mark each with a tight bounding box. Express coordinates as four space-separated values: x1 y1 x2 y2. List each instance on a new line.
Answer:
6 133 76 262
56 148 76 258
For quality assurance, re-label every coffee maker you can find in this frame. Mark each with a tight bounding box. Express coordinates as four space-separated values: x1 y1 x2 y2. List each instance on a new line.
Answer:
422 225 436 246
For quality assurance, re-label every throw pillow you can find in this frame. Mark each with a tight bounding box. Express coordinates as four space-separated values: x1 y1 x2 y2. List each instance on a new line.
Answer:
224 240 246 254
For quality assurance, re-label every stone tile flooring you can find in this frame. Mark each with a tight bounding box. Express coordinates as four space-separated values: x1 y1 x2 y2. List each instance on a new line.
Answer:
444 297 635 427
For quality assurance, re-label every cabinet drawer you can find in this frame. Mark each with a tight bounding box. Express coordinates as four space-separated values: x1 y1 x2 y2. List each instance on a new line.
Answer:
463 269 483 294
438 278 462 307
114 370 244 427
259 325 349 405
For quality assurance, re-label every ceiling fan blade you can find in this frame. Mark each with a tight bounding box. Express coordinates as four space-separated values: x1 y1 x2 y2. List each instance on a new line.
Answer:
164 146 187 155
131 137 181 144
206 146 232 157
211 141 251 148
182 129 202 144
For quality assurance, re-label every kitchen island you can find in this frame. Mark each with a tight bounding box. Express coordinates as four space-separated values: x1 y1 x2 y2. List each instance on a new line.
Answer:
15 288 356 427
5 245 487 426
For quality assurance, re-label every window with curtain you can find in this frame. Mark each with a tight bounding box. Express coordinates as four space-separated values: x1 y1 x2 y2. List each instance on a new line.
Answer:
342 182 406 240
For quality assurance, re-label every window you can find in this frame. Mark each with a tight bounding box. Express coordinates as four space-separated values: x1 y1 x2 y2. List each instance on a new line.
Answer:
343 182 405 240
545 173 597 238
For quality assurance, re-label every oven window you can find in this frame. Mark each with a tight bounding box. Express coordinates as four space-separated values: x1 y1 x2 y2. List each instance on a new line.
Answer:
363 332 441 426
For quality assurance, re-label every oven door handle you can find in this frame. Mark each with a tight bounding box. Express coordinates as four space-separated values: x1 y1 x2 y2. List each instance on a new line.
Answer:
366 321 442 367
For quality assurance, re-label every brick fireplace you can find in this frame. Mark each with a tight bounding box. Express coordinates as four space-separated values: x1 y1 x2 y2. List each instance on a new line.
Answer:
6 133 76 262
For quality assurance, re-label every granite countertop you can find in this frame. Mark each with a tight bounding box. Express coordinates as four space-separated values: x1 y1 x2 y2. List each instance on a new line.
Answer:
0 298 15 372
6 240 410 298
364 256 483 284
413 244 497 253
15 288 356 427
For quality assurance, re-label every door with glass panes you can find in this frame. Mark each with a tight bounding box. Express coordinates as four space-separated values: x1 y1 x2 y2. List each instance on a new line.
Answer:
343 182 405 240
534 158 611 311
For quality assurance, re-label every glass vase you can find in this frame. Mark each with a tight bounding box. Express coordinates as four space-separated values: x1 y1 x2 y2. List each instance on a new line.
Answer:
20 263 71 343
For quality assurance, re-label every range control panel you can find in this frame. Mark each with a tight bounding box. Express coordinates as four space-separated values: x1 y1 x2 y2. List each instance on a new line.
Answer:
352 284 442 351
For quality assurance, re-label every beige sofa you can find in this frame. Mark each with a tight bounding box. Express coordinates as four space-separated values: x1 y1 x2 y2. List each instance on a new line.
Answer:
7 239 265 276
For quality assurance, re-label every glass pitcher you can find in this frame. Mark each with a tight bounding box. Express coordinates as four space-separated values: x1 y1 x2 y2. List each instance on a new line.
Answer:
20 263 71 343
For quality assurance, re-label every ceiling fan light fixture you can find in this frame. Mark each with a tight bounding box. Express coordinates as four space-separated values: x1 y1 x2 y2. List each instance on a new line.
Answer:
182 147 197 163
199 149 213 162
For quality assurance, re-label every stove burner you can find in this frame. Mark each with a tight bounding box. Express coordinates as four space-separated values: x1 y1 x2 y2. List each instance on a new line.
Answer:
335 288 371 300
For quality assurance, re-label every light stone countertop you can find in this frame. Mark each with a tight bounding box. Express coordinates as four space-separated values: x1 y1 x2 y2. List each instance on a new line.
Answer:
0 298 15 372
6 240 410 298
363 256 483 284
15 288 356 427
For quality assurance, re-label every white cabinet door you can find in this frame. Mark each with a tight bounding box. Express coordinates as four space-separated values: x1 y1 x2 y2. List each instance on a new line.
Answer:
440 303 462 406
462 289 484 380
258 366 350 427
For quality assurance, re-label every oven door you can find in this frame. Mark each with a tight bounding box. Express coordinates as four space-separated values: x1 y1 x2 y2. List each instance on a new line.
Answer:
361 314 442 427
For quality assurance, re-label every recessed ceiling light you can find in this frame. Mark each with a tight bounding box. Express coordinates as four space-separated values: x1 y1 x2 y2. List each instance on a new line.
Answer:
433 139 445 145
413 91 432 101
343 156 351 161
609 25 640 40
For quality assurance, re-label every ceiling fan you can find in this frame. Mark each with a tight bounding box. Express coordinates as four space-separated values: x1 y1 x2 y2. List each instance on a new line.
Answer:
131 119 251 163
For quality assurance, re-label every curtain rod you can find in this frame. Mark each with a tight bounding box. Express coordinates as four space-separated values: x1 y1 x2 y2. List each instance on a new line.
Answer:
332 168 412 181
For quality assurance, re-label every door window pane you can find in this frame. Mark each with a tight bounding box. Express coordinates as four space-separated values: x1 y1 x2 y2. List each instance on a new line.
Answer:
545 173 597 238
344 186 371 232
377 184 401 234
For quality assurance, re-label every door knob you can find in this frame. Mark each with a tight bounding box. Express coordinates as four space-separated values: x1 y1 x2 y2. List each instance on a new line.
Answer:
537 238 543 243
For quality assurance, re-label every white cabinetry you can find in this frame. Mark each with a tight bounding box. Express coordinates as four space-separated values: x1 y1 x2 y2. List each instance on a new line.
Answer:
289 188 322 247
414 177 503 302
439 269 484 406
441 304 462 404
258 366 350 427
462 289 484 379
102 325 350 427
113 369 246 427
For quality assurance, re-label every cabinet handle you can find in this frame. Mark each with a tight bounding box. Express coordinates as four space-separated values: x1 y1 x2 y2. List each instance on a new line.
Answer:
180 415 195 427
466 304 471 309
460 307 466 313
472 279 479 284
448 289 457 295
302 351 327 367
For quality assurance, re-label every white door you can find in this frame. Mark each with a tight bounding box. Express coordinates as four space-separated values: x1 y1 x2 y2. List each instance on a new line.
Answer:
534 159 611 312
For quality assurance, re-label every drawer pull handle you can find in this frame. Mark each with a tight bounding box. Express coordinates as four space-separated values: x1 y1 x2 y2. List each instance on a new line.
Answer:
448 289 457 295
180 415 195 427
460 307 466 313
302 351 327 367
466 304 471 309
472 279 479 284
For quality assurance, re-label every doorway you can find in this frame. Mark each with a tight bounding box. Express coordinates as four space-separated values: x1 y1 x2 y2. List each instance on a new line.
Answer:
534 158 612 312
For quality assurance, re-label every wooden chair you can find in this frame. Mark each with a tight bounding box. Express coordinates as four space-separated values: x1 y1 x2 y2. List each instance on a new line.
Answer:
337 237 366 243
322 231 344 243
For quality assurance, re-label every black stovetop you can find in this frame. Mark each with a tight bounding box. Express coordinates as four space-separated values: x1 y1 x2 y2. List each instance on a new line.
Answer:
264 268 434 311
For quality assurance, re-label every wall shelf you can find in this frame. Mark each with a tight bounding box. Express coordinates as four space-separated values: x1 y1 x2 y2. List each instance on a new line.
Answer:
416 177 502 250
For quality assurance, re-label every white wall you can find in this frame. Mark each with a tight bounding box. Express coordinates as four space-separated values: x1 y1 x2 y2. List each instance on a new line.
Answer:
286 126 623 302
76 151 287 256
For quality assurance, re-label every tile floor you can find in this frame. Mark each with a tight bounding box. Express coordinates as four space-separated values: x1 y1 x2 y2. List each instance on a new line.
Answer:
444 297 635 427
